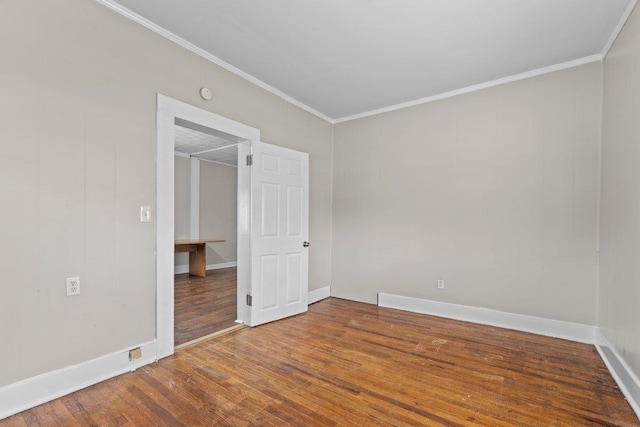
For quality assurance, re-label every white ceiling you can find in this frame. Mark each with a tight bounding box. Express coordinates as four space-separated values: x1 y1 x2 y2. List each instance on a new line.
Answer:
108 0 633 122
174 119 244 166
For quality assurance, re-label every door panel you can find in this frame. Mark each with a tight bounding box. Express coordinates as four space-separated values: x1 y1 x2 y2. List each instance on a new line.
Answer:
249 141 309 326
260 255 278 310
262 183 279 237
286 253 302 304
287 187 302 237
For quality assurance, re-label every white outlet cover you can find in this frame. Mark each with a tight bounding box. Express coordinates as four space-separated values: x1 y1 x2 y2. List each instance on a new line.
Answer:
66 277 80 296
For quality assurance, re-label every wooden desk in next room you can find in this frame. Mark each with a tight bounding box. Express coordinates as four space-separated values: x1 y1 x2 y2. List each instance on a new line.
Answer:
175 239 225 277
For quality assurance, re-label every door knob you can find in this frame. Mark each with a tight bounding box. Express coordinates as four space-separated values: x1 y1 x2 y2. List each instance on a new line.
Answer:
303 241 310 247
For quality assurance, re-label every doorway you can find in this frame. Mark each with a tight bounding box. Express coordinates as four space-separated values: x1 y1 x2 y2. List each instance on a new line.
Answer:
156 95 259 359
156 95 310 359
173 120 243 347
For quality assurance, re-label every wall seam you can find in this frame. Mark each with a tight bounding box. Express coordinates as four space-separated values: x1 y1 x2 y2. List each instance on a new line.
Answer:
594 60 605 329
328 123 335 292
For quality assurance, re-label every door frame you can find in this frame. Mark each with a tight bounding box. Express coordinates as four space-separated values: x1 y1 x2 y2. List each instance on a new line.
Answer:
156 94 259 359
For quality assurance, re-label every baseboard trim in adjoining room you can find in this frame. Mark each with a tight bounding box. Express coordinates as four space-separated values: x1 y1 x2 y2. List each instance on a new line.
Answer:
377 293 598 344
596 332 640 419
174 261 238 275
0 341 156 420
308 286 331 305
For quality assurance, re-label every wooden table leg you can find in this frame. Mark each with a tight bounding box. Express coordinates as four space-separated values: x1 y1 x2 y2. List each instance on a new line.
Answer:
189 243 207 277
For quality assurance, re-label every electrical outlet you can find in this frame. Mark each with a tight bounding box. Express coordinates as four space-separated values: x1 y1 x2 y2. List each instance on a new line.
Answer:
437 278 445 289
66 277 80 296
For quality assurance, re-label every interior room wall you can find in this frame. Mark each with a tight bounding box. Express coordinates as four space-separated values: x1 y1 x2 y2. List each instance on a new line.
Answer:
174 156 238 269
0 0 332 388
174 156 190 266
199 161 238 265
332 62 603 325
600 4 640 382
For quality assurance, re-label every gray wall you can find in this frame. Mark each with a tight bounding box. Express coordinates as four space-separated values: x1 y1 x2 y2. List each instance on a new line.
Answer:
600 4 640 381
0 0 332 387
332 63 602 325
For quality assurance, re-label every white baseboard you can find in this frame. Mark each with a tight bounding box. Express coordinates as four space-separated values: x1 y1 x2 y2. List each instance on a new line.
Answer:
0 340 156 420
174 261 238 275
378 293 640 420
596 331 640 419
0 282 330 420
308 286 331 305
378 293 598 344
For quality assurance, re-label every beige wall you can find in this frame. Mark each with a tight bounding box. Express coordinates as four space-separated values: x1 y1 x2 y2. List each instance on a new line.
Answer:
332 63 602 324
173 157 238 268
200 161 238 264
174 156 190 266
3 0 633 398
600 5 640 381
0 0 332 387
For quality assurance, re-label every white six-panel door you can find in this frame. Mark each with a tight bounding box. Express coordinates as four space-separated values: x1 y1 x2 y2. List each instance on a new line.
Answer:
248 141 309 326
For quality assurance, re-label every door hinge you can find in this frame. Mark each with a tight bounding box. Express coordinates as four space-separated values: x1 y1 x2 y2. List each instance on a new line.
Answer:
246 294 253 306
246 154 253 166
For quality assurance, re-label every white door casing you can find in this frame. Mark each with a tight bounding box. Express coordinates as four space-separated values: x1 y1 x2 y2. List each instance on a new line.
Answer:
156 95 311 354
247 141 309 326
156 94 259 358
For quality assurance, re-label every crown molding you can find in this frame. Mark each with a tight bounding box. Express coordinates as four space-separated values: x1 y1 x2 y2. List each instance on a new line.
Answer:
334 54 603 123
602 0 638 58
94 0 335 124
94 1 619 126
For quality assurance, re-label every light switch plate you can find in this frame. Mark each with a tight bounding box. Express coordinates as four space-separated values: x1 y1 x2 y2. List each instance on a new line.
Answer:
140 206 151 223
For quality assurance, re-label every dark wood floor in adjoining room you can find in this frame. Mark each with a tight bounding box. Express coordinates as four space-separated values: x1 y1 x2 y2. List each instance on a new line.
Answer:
3 298 638 426
174 267 237 346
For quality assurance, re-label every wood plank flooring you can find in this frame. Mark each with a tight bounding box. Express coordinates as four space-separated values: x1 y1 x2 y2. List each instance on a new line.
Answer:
3 298 638 426
174 267 237 346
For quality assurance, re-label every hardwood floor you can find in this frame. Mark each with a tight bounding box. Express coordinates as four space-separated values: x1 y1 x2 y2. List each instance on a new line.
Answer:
174 267 238 347
3 298 638 426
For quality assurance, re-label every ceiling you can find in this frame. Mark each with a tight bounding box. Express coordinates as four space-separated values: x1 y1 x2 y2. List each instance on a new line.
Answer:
108 0 633 122
174 118 245 166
